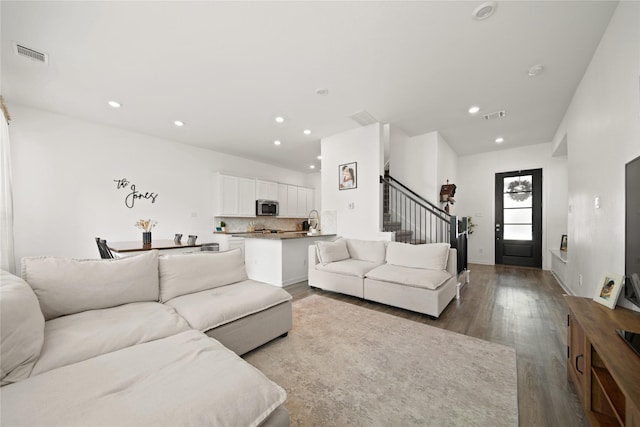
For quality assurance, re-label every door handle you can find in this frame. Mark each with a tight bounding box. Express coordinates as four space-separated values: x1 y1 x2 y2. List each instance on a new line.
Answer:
575 354 584 375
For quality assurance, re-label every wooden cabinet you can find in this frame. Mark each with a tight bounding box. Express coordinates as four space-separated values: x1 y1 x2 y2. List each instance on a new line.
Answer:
256 179 278 201
214 174 256 217
565 296 640 426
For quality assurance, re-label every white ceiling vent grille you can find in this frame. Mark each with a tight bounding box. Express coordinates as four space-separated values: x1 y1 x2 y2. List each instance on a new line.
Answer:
349 110 378 126
484 110 506 120
14 43 48 64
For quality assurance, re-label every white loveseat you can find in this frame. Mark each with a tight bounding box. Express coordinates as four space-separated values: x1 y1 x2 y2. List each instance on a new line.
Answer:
308 238 459 318
0 249 292 426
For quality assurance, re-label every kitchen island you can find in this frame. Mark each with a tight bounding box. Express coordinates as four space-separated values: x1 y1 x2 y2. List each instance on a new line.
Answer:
238 232 336 287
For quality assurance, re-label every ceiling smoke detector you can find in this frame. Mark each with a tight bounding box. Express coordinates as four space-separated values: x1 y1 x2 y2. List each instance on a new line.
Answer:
13 42 48 64
484 110 506 120
472 1 497 20
528 64 545 77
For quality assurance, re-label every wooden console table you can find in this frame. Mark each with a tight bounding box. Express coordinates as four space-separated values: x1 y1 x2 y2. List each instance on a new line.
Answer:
565 296 640 426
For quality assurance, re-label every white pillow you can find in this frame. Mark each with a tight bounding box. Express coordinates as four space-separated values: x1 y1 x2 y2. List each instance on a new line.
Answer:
158 249 248 302
22 251 160 321
316 238 351 265
1 270 45 385
386 242 450 271
345 239 387 264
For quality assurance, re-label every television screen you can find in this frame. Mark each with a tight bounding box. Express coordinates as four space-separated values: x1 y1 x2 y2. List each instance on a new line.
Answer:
625 155 640 308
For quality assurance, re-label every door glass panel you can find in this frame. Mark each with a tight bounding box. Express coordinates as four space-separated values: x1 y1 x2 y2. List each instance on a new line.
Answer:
504 175 532 193
504 224 532 240
503 193 532 208
504 208 532 224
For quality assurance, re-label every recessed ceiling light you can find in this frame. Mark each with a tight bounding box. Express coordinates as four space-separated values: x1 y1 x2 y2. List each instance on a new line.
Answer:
528 64 545 77
317 155 322 160
304 129 311 135
468 106 480 114
174 120 184 127
273 140 281 146
309 165 315 169
473 1 497 20
316 88 329 96
275 116 285 123
107 101 121 108
495 137 504 143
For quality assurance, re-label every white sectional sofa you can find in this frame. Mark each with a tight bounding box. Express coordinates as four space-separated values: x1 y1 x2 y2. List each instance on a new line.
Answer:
0 249 292 426
308 238 459 318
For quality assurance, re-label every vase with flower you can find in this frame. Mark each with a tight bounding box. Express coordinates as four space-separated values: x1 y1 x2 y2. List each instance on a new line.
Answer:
135 219 157 244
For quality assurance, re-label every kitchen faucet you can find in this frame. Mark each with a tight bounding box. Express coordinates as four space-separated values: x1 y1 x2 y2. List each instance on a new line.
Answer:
308 210 319 234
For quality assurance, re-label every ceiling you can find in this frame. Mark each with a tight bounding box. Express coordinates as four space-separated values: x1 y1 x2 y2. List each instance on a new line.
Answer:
1 1 617 172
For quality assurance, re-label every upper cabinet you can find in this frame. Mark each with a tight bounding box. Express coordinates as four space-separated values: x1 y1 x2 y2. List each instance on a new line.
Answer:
215 173 314 218
214 174 256 217
256 179 278 201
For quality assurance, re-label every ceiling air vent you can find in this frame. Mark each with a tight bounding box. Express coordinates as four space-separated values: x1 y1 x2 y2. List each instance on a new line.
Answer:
484 110 506 120
349 110 379 126
14 43 48 64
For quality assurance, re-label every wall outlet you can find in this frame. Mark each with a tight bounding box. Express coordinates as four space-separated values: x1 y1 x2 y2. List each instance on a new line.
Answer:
479 248 484 254
348 202 355 210
579 274 583 286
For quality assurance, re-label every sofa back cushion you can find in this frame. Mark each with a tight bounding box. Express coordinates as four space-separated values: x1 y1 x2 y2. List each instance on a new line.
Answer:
316 238 350 265
345 239 387 264
21 251 160 321
1 270 45 385
158 249 248 302
386 242 450 271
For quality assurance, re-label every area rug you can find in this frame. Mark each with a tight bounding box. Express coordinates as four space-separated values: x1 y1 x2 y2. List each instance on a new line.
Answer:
244 295 518 427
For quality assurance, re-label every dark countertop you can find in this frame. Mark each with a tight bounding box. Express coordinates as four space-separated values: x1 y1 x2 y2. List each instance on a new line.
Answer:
231 232 336 240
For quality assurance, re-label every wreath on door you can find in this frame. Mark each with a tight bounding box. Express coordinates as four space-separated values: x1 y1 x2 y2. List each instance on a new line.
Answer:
507 179 532 202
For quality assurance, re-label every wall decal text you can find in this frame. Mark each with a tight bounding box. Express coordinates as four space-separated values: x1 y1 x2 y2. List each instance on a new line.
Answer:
113 178 159 209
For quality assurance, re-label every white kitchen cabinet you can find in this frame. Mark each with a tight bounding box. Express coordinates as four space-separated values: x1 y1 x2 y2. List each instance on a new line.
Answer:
306 188 315 214
256 179 278 201
297 187 307 217
238 177 256 216
287 185 298 217
214 173 256 217
277 184 288 216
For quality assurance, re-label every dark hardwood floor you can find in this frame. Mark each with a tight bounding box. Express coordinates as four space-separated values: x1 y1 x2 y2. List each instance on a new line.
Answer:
286 263 587 427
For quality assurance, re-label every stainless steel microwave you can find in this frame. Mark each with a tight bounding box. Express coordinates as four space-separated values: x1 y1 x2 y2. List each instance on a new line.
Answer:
256 200 279 216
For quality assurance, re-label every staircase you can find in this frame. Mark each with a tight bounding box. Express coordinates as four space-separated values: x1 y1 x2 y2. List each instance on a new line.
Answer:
381 173 468 274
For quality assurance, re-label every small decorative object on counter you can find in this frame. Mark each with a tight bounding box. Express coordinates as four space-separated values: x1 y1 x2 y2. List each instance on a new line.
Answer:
174 234 182 244
220 221 226 233
187 235 198 245
247 221 255 232
135 219 157 244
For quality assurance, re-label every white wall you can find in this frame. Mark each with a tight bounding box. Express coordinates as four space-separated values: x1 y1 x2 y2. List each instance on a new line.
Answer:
9 105 310 266
436 132 458 215
389 130 458 213
321 123 391 240
456 142 568 270
551 1 640 308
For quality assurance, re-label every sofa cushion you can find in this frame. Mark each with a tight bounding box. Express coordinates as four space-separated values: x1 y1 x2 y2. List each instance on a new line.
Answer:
159 249 248 302
0 271 45 386
31 302 190 376
345 239 387 263
316 259 381 278
316 238 350 265
165 280 292 332
365 264 452 290
1 330 287 427
386 242 450 271
21 251 159 321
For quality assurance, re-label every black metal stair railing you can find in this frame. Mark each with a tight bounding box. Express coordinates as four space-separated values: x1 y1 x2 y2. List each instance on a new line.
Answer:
381 174 468 274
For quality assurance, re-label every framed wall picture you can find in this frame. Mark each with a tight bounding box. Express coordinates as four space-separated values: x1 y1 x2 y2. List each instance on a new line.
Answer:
560 234 568 252
593 273 624 309
339 162 357 190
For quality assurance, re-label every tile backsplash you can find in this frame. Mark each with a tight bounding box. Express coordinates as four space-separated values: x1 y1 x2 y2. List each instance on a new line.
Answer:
214 217 307 233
